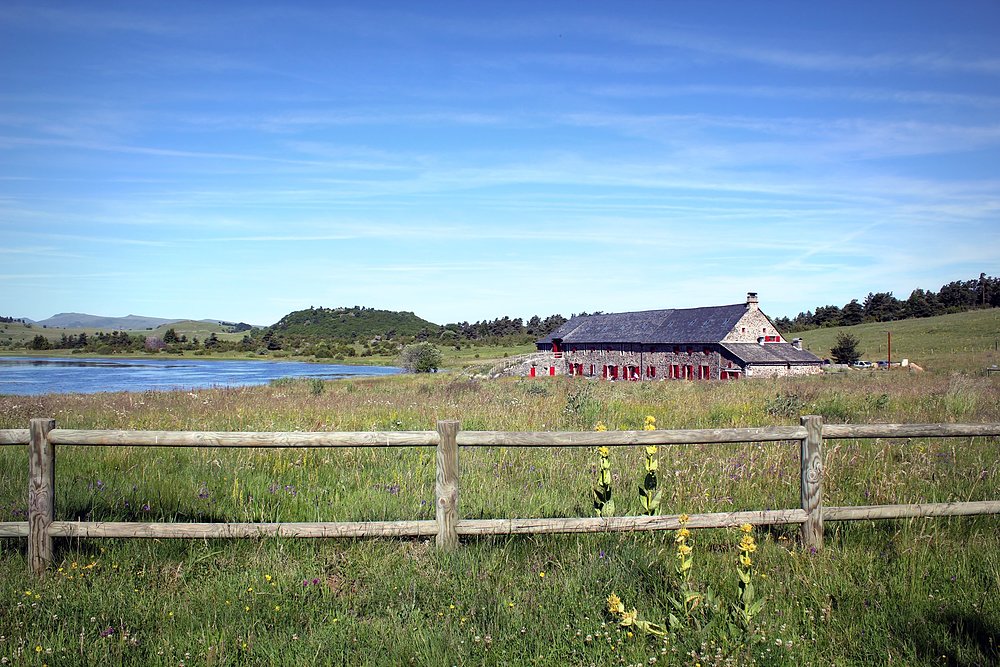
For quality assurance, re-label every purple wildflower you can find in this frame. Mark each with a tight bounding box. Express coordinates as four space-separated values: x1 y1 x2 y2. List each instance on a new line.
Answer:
100 626 115 638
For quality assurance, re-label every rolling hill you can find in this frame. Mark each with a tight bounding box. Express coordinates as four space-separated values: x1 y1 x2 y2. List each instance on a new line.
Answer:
268 306 439 341
36 313 181 330
796 308 1000 374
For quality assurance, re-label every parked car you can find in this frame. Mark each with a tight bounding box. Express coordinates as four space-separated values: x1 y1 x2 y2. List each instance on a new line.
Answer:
876 360 889 369
852 360 874 368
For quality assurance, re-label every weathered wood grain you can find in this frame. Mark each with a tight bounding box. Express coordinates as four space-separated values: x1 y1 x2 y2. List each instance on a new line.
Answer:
47 520 437 539
456 510 808 535
435 420 460 550
47 429 439 448
800 415 824 551
0 522 29 538
456 426 808 447
821 423 1000 439
0 429 30 445
824 501 1000 521
28 418 55 576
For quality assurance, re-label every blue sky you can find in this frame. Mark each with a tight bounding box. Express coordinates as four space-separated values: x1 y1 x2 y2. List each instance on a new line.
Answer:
2 1 999 326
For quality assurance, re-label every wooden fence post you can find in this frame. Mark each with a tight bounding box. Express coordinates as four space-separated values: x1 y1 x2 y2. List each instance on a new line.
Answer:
435 420 460 551
800 415 823 551
29 418 56 576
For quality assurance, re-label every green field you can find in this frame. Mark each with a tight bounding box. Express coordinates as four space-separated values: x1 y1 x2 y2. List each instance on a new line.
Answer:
1 370 998 666
797 308 1000 374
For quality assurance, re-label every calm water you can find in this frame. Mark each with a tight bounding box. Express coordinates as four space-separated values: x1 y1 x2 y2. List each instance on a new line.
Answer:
0 356 401 395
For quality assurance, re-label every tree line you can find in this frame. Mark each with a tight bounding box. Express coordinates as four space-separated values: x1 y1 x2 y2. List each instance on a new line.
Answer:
21 329 258 356
772 273 998 333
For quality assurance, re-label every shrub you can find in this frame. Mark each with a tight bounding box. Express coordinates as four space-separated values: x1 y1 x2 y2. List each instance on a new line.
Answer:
399 342 443 373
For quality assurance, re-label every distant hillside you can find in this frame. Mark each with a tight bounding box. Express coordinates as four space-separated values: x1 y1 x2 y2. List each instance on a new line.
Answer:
150 320 249 341
796 308 1000 374
269 306 438 341
36 313 181 330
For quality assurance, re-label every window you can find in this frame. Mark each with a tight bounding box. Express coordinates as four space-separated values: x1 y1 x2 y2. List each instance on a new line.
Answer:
646 366 656 378
701 365 710 380
671 364 680 379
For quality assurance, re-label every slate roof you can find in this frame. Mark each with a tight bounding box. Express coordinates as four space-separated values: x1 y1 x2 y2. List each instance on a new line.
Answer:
721 343 823 365
538 303 749 345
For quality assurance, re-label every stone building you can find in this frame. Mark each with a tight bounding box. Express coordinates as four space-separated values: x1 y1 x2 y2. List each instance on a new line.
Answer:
533 293 822 380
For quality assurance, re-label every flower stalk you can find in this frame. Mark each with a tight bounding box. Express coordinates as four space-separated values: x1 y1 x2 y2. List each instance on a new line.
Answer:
592 422 614 517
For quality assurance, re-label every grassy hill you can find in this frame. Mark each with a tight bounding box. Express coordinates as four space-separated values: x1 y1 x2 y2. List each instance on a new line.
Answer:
795 308 1000 374
0 319 244 349
269 306 438 341
149 320 247 342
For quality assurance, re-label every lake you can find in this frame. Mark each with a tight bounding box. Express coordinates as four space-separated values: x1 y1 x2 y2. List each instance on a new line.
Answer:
0 356 401 395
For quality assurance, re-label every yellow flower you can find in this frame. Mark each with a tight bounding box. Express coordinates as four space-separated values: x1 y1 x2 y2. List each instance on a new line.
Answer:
739 535 757 552
740 553 753 568
594 421 607 432
675 527 691 541
678 513 690 525
645 445 657 456
35 646 42 653
598 446 610 457
740 523 753 534
620 608 639 627
644 415 656 427
606 593 625 615
677 544 693 556
264 574 272 582
539 571 545 578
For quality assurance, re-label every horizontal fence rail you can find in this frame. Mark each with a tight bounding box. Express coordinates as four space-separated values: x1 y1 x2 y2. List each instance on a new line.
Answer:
2 418 999 577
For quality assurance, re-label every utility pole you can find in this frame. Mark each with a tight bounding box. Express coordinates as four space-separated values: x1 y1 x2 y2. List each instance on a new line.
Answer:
886 331 892 368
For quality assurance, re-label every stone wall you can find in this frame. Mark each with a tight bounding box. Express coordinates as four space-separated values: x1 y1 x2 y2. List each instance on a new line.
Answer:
746 363 822 378
558 347 737 380
722 307 784 343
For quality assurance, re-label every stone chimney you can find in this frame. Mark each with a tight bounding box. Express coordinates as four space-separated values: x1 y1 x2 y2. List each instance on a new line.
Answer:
746 292 759 309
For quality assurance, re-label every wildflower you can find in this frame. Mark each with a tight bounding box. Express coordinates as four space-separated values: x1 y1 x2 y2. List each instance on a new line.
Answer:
644 415 656 430
677 544 693 556
620 609 638 627
265 575 272 582
645 445 657 456
675 528 691 541
539 571 545 578
740 523 754 534
740 553 753 568
607 593 625 615
595 421 607 432
739 535 758 553
597 446 610 457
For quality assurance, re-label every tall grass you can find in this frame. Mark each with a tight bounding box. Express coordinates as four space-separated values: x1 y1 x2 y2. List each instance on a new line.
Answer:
1 372 998 665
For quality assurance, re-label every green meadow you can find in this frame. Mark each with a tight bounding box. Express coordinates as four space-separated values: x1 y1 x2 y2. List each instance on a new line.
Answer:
1 369 998 666
798 308 1000 374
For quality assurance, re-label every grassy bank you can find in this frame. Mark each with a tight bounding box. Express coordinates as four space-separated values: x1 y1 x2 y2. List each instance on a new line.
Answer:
1 373 998 665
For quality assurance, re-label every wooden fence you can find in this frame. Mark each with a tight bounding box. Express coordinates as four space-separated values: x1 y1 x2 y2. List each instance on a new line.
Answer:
1 417 998 577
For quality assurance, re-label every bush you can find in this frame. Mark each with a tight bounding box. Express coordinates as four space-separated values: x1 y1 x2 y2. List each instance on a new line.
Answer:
399 342 443 373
